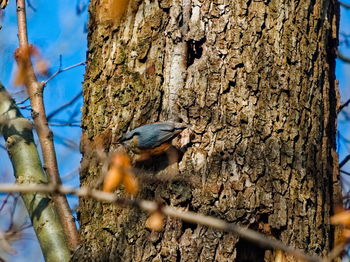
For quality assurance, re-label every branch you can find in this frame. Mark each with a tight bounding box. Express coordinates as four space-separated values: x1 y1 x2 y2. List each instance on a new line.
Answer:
338 98 350 113
338 51 350 63
43 61 86 86
48 122 80 127
16 0 79 249
26 0 37 12
0 183 323 262
340 155 350 168
0 194 11 213
340 170 350 176
47 91 82 120
0 84 70 261
339 1 350 9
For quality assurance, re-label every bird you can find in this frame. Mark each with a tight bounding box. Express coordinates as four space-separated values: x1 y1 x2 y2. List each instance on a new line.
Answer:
118 121 187 159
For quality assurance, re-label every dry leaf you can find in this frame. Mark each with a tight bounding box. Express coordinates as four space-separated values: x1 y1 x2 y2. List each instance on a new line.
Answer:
146 211 165 231
103 165 123 192
123 173 139 195
331 210 350 227
103 151 138 194
111 151 131 167
343 229 350 239
13 45 43 86
36 59 49 76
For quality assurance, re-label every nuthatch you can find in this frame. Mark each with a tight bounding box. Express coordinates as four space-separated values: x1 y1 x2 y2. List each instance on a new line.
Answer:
118 121 187 158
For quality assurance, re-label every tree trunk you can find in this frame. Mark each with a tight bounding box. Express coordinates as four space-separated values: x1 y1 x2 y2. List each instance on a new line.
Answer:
74 0 341 261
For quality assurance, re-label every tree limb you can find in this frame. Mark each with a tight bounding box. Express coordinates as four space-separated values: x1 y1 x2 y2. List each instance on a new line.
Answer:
0 84 71 261
15 0 79 250
0 183 323 262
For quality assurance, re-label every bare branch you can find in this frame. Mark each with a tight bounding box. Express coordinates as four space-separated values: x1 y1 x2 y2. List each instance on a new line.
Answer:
339 1 350 9
26 0 36 12
338 51 350 63
0 194 11 213
16 0 79 249
43 61 86 86
17 105 31 110
339 98 350 113
0 84 70 261
61 169 79 182
340 155 350 168
0 183 322 262
48 122 80 127
341 170 350 176
54 134 79 150
16 97 29 105
47 91 82 120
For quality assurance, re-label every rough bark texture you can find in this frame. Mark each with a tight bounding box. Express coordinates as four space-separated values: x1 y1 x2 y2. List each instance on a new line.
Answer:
74 0 341 261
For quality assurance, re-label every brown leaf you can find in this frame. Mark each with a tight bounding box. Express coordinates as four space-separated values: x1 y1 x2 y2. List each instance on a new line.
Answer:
103 165 123 192
103 151 136 193
331 210 350 227
36 59 49 76
111 151 131 168
13 64 28 86
13 45 40 86
146 211 165 231
123 172 139 195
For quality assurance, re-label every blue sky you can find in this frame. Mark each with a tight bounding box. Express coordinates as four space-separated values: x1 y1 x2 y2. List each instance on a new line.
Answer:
0 1 350 261
337 5 350 194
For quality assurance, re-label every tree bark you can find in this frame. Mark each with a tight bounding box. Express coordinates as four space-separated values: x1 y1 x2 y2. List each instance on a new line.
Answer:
74 0 341 261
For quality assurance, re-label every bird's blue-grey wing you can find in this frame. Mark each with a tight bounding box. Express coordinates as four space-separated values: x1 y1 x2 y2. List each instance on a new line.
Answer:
137 123 177 149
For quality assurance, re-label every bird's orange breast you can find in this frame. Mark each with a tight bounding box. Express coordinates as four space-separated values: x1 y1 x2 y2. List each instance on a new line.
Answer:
139 142 171 156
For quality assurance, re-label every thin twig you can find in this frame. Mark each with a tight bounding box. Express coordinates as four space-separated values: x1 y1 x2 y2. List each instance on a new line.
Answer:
48 122 80 127
43 61 86 86
54 134 80 150
339 98 350 113
47 91 82 120
61 169 79 182
17 105 31 110
0 183 323 262
0 194 11 213
26 0 37 12
338 51 350 63
8 195 19 229
16 97 30 105
340 170 350 176
339 1 350 9
16 0 79 249
340 155 350 168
